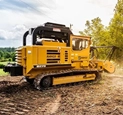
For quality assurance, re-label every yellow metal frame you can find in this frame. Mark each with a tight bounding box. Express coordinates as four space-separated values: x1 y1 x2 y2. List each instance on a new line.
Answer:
53 74 96 85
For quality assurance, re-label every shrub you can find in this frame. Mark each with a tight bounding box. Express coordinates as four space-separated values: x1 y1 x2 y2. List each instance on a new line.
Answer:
0 64 5 68
0 59 8 62
8 58 12 62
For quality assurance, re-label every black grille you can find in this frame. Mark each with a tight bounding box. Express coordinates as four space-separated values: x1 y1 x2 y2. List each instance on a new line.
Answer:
65 51 68 62
47 50 60 63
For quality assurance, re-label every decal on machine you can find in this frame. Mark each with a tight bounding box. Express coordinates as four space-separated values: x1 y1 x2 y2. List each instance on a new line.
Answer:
28 50 31 54
34 65 46 68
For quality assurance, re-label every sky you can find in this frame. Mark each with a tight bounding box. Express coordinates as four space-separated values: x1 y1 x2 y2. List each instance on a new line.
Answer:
0 0 117 47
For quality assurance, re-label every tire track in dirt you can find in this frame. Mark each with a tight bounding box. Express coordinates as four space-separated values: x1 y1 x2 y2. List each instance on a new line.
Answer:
37 94 61 115
50 94 61 114
0 78 59 115
0 81 33 115
107 74 123 89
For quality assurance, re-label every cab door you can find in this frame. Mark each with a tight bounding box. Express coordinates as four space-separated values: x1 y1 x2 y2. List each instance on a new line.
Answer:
70 35 91 68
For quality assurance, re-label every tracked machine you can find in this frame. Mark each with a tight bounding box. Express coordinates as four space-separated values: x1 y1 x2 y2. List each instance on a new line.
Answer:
3 22 116 90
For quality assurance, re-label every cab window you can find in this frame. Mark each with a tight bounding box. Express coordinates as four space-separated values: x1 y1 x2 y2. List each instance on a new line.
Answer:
72 38 88 50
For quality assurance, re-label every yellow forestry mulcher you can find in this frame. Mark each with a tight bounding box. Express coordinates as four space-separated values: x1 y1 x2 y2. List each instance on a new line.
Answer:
3 22 116 90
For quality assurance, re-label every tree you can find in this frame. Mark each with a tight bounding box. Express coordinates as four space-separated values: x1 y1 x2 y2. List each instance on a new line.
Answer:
4 52 11 59
0 51 3 59
11 52 15 61
79 17 109 46
79 17 112 59
109 0 123 62
0 47 16 61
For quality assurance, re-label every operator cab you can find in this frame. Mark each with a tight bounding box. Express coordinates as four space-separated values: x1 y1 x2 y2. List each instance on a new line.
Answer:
70 35 91 50
70 35 91 63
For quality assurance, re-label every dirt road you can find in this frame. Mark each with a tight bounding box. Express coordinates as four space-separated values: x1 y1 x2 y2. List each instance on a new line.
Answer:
0 73 123 115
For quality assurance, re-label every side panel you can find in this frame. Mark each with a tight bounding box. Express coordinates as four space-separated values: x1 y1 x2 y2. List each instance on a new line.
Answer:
24 45 72 78
21 46 38 75
25 47 33 74
36 46 71 65
53 74 96 85
37 48 46 64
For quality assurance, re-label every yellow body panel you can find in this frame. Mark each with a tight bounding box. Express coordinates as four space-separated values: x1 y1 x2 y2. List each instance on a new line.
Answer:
103 61 115 73
53 74 96 85
17 45 71 76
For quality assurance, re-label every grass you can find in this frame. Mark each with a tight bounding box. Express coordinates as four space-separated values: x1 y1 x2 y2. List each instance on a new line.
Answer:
0 69 8 76
0 61 10 76
0 61 9 65
0 61 16 76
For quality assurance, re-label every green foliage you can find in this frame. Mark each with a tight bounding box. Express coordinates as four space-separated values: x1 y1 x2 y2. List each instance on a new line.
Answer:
0 47 16 62
0 47 15 52
108 0 123 63
11 52 16 61
0 62 8 65
0 69 8 76
79 17 110 46
79 17 111 59
0 64 4 68
0 62 8 76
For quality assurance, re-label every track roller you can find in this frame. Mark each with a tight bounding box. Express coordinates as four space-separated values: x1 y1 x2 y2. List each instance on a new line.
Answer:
40 76 52 88
33 74 52 90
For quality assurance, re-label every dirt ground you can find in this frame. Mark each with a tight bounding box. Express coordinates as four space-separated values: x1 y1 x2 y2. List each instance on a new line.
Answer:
0 71 123 115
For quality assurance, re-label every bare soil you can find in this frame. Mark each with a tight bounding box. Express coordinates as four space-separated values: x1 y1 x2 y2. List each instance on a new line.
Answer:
0 72 123 115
